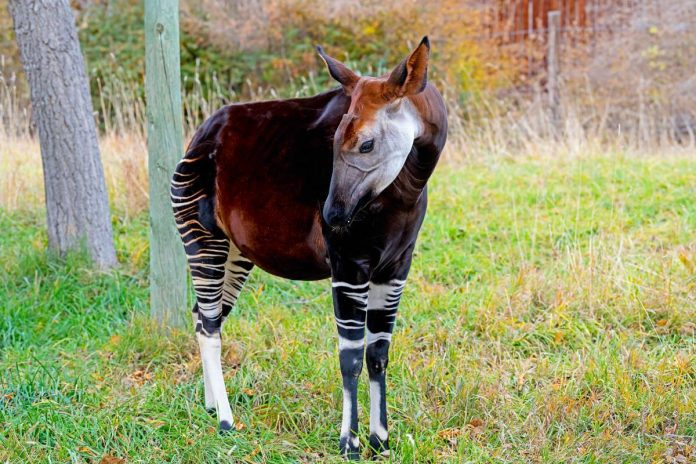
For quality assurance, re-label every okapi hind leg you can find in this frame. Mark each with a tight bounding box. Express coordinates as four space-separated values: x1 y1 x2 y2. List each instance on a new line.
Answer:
176 216 233 430
191 302 215 413
171 144 252 432
221 247 254 322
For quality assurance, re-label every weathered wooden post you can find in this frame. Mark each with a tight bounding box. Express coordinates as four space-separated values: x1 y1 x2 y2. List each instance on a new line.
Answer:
145 1 188 326
547 10 562 137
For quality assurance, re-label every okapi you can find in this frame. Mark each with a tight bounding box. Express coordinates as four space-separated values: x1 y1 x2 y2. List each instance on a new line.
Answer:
171 37 447 459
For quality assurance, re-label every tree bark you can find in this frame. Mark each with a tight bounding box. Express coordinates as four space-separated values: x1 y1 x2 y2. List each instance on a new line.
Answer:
9 0 117 268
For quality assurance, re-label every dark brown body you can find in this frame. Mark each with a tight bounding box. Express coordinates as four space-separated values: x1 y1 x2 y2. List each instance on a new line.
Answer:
211 89 348 280
206 85 446 282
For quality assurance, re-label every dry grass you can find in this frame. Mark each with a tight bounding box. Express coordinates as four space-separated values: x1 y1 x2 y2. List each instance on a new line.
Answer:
0 132 147 215
2 88 694 215
2 1 694 207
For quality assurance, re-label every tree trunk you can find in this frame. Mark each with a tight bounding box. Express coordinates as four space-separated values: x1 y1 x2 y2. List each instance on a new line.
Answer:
9 0 117 268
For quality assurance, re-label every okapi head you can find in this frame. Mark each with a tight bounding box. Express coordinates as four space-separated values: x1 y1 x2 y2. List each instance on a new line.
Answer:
317 37 430 228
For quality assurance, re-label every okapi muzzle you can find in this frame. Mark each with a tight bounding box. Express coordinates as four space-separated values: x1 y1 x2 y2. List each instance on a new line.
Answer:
323 115 376 228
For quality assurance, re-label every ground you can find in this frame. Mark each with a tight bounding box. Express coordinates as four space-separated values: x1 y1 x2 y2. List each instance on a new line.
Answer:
0 155 694 463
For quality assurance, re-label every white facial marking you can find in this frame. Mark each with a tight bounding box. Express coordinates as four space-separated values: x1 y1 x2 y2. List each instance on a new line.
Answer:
342 99 423 198
369 380 388 440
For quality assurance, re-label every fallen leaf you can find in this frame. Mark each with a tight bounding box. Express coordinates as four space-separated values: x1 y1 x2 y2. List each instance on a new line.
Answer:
468 418 484 428
437 428 463 440
77 446 95 455
100 455 125 464
127 369 153 385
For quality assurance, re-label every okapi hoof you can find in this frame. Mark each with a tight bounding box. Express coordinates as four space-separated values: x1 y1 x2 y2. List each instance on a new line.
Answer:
368 435 389 460
340 436 361 461
219 420 233 434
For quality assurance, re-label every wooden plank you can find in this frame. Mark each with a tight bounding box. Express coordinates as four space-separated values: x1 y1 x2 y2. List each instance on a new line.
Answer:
145 0 188 327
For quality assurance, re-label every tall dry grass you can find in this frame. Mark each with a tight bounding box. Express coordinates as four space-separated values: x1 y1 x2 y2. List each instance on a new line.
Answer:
1 0 694 214
1 73 693 216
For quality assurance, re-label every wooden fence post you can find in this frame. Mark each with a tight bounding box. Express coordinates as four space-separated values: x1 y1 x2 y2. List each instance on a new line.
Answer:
145 0 188 327
547 10 562 136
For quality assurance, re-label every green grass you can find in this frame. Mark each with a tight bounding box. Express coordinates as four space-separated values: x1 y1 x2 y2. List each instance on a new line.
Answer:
1 155 694 463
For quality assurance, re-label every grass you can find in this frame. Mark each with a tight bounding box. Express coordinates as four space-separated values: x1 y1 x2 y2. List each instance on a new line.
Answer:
0 154 694 463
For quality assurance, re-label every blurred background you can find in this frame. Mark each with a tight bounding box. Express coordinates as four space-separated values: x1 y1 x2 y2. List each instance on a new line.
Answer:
1 0 695 212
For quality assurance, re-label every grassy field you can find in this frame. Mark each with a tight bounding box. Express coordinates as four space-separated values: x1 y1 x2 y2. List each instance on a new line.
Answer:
0 154 694 463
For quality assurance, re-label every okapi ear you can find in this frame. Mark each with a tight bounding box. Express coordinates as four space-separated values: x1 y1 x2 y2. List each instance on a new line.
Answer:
386 36 430 97
316 45 359 93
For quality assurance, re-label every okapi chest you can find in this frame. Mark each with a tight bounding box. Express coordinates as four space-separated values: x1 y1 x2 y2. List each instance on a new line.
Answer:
171 37 447 460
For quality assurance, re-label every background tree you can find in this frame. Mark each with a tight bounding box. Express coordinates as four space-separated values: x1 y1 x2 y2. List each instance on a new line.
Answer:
8 0 116 268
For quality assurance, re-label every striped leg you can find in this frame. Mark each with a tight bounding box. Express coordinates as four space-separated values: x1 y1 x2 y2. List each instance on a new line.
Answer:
332 279 369 460
172 159 252 431
221 249 254 322
195 245 253 431
365 278 405 458
205 247 253 413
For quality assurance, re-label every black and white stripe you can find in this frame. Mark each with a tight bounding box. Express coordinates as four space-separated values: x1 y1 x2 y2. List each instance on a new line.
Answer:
365 278 405 455
171 155 253 431
330 280 369 459
366 279 404 345
329 278 406 458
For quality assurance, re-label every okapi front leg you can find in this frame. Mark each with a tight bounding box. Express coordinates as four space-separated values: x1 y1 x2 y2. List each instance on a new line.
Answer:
366 278 406 458
332 279 369 460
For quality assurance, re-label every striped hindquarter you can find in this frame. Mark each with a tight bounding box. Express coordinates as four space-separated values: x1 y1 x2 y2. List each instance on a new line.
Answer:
171 153 253 431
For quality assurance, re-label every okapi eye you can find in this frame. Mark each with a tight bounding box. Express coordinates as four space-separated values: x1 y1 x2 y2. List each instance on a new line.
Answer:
359 139 374 153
